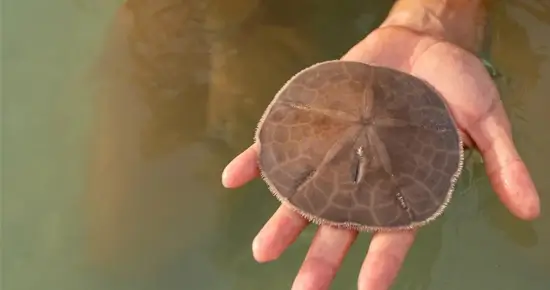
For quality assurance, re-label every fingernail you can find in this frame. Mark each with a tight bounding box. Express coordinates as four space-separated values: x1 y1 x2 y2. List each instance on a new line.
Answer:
221 164 234 188
221 168 229 187
252 235 265 262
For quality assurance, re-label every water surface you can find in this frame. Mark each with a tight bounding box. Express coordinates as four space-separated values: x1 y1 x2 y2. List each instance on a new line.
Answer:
3 0 550 289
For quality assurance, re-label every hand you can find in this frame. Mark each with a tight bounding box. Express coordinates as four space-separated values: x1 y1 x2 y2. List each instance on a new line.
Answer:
221 26 540 290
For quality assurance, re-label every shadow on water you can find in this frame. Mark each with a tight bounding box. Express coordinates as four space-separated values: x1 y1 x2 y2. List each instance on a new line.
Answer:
3 0 550 289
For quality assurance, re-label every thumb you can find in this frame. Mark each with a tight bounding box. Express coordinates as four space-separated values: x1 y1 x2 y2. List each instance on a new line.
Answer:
468 101 540 220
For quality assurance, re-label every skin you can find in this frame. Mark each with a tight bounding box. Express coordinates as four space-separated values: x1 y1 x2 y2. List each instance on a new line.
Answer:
222 0 541 289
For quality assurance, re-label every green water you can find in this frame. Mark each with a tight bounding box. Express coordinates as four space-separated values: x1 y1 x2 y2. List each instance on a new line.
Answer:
2 0 550 289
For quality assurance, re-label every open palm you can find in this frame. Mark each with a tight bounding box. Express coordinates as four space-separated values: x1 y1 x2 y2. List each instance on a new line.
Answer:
222 26 540 290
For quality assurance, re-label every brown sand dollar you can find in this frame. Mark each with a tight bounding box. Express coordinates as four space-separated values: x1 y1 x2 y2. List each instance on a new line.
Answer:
255 60 464 231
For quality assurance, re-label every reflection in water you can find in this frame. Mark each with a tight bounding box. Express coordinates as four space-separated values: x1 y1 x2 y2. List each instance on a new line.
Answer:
2 0 550 289
88 0 216 275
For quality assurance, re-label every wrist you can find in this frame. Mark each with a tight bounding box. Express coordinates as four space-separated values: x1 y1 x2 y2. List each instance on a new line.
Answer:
380 0 490 53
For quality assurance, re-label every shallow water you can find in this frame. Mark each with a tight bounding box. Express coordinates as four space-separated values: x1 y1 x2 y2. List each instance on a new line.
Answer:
2 0 550 289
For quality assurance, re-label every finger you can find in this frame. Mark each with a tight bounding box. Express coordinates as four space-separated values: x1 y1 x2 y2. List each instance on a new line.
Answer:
292 226 357 290
358 230 416 290
221 143 260 188
469 102 540 220
252 205 309 262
